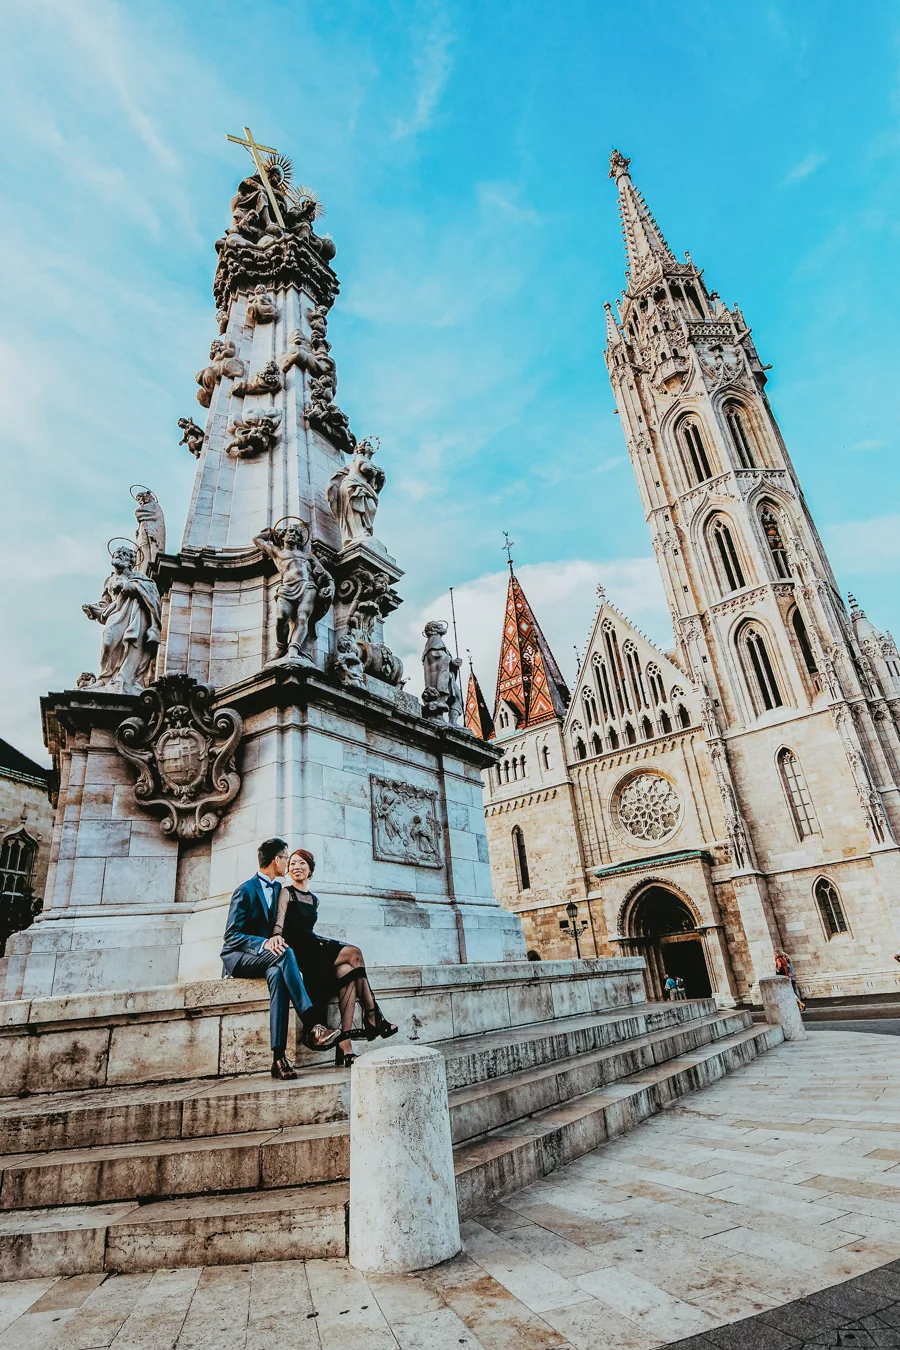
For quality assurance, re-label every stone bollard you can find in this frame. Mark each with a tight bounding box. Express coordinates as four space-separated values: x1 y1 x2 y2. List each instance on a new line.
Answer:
349 1044 461 1274
758 974 806 1041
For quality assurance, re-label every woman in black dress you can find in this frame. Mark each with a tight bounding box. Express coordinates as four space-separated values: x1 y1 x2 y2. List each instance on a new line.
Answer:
272 848 398 1066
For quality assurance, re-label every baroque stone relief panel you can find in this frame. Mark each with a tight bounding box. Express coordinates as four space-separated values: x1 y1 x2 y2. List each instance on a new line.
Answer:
370 776 443 868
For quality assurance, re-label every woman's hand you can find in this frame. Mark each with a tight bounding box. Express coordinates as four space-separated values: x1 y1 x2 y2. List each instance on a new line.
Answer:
262 935 287 956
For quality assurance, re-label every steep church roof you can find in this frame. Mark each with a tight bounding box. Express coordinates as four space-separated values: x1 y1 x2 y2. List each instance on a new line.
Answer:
464 666 495 741
493 569 570 729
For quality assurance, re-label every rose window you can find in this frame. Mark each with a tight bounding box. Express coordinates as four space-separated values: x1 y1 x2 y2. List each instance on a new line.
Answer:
617 774 681 842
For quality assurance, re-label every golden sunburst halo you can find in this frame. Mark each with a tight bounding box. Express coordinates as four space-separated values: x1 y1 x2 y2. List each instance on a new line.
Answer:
286 183 326 219
262 152 293 191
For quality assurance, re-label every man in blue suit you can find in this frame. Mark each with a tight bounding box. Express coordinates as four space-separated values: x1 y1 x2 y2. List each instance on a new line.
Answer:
221 837 340 1078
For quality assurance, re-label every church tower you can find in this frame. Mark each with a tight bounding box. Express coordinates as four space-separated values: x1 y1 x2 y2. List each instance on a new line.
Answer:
476 564 595 956
604 150 900 995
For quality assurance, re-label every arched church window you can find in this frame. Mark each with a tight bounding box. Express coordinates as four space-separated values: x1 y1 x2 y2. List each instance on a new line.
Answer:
512 827 530 891
603 624 631 714
591 732 602 756
708 516 746 594
542 745 551 771
725 403 755 469
760 506 791 579
778 748 818 839
607 726 619 750
677 704 691 728
624 644 648 709
519 755 527 778
814 876 848 937
679 419 713 485
790 609 819 681
646 663 665 706
503 760 511 783
624 722 636 745
738 623 784 713
575 737 587 761
641 716 653 740
660 709 673 734
582 690 598 726
0 832 36 901
594 657 614 721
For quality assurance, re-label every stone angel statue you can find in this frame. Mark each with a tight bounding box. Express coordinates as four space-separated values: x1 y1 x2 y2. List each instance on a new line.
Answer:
82 543 162 695
253 521 335 666
327 439 386 548
132 487 166 573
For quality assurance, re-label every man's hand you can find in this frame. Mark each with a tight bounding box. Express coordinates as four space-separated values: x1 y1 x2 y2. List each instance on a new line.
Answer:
262 935 287 957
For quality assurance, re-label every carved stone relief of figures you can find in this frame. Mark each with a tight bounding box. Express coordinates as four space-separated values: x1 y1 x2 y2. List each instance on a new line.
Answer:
246 284 278 324
116 673 243 840
370 776 443 868
331 632 366 688
196 339 246 408
333 566 404 687
178 417 205 458
421 620 463 725
225 408 283 458
215 308 229 334
232 359 284 399
131 486 166 573
76 672 96 689
277 306 356 455
327 438 386 548
82 544 162 696
253 520 334 667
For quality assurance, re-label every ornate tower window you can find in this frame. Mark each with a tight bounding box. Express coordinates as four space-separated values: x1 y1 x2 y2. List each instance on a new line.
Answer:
708 516 747 595
778 748 819 839
679 418 714 485
512 826 530 891
790 608 820 689
760 506 791 579
814 876 848 937
724 403 755 469
646 663 666 705
0 832 36 900
738 622 784 713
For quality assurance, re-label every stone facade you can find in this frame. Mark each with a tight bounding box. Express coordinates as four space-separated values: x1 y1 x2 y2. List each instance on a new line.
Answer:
0 740 53 956
476 153 900 1007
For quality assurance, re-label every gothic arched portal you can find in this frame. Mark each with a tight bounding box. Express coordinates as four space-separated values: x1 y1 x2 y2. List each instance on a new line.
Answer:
622 884 713 1002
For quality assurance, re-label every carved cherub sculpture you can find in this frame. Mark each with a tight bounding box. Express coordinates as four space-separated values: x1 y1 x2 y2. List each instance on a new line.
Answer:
133 489 166 573
327 439 386 548
232 359 284 399
82 545 162 696
332 632 366 688
196 339 246 408
225 408 283 458
178 417 205 458
254 521 335 666
422 620 463 725
246 285 278 324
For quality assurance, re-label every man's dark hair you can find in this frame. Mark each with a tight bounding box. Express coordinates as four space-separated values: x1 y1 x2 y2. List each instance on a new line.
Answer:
258 837 288 869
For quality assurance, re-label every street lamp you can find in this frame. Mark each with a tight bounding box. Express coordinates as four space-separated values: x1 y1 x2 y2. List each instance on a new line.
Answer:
562 899 589 960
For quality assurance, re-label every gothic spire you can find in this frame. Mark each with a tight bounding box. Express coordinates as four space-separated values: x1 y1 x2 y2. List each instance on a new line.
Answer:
493 569 570 729
464 662 495 741
608 149 676 283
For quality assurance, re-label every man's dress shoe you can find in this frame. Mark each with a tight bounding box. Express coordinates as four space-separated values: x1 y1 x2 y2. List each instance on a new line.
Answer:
271 1056 298 1079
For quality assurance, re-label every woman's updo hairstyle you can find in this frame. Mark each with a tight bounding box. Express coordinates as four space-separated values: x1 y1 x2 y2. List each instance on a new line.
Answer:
289 848 316 876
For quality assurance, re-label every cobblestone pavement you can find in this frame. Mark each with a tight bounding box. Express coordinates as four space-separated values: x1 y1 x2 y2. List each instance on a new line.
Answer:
3 1030 900 1348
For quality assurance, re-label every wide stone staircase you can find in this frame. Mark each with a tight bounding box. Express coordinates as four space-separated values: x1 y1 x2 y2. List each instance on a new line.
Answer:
0 959 782 1278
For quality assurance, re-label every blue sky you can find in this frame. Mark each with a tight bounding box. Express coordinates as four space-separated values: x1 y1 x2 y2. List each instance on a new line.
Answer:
1 0 899 761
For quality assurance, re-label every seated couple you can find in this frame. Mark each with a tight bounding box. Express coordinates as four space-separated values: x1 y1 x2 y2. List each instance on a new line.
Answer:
221 837 397 1079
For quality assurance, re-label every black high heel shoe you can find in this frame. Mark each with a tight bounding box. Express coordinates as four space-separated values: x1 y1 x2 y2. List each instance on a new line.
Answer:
364 1001 398 1042
335 1042 359 1067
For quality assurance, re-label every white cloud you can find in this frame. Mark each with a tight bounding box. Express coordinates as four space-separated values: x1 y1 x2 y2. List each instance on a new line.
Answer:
851 438 884 452
389 557 672 699
785 152 827 184
392 7 454 142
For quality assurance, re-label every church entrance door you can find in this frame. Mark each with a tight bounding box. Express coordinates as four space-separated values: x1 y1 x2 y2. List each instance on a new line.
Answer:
625 885 713 1001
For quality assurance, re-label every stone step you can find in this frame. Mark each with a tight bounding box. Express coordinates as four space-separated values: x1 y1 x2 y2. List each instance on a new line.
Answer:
0 1182 349 1279
0 1120 349 1211
0 1010 747 1212
453 1021 783 1218
0 1000 720 1157
448 1010 751 1144
0 1020 781 1278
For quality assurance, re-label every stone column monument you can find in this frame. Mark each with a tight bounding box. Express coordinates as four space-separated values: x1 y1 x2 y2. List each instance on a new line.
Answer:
2 134 525 999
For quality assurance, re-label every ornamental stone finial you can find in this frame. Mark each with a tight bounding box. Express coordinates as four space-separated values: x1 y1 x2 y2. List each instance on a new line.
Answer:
608 149 631 180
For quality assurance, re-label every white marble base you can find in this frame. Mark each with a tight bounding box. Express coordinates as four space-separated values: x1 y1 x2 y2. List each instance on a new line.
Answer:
758 974 806 1041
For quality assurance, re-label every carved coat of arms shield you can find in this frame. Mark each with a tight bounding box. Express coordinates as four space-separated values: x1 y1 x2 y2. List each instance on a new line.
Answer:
156 727 208 797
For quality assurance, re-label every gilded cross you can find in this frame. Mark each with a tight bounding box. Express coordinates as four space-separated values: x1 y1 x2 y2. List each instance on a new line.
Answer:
502 532 515 570
226 125 286 229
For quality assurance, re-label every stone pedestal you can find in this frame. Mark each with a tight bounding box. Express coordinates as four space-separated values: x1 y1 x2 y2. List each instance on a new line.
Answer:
758 974 806 1041
348 1044 460 1274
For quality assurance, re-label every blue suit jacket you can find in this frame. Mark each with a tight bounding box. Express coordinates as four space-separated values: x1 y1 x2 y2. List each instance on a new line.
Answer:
220 876 280 975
